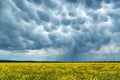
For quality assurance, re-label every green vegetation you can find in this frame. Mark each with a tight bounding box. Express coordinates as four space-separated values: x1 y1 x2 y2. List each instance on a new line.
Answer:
0 62 120 80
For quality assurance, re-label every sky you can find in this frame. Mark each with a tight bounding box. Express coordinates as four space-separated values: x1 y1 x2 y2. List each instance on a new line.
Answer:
0 0 120 61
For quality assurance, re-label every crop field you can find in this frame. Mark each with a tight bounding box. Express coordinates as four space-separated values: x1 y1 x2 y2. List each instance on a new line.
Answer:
0 62 120 80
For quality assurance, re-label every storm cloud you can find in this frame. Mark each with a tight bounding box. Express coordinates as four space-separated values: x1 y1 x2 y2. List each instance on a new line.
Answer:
0 0 120 61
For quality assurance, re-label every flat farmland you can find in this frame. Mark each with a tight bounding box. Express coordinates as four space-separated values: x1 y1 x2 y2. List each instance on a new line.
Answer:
0 62 120 80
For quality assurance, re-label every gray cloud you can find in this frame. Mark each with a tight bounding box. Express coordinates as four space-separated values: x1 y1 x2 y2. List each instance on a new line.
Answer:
0 0 120 61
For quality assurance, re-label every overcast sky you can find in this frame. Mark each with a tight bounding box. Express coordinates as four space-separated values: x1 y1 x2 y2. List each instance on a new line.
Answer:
0 0 120 61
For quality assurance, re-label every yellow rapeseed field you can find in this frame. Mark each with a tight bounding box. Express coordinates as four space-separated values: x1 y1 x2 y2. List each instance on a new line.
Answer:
0 62 120 80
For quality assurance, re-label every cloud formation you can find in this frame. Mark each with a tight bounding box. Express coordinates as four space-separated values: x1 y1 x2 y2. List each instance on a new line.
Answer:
0 0 120 61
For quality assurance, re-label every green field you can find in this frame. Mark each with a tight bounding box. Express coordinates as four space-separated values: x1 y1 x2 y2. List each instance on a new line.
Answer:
0 62 120 80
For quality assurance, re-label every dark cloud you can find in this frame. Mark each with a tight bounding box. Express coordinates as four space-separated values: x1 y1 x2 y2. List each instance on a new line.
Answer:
37 10 50 22
66 0 78 3
104 0 111 3
61 18 71 26
51 17 60 26
0 0 120 61
12 0 28 11
84 0 102 9
27 0 43 5
43 0 57 9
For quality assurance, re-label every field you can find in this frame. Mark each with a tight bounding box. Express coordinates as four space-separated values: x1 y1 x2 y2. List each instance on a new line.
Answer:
0 62 120 80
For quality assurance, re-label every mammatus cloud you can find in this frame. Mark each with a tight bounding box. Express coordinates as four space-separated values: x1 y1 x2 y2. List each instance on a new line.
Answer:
0 0 120 61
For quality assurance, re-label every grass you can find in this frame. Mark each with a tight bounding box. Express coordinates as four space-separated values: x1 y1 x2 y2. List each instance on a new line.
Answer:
0 62 120 80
